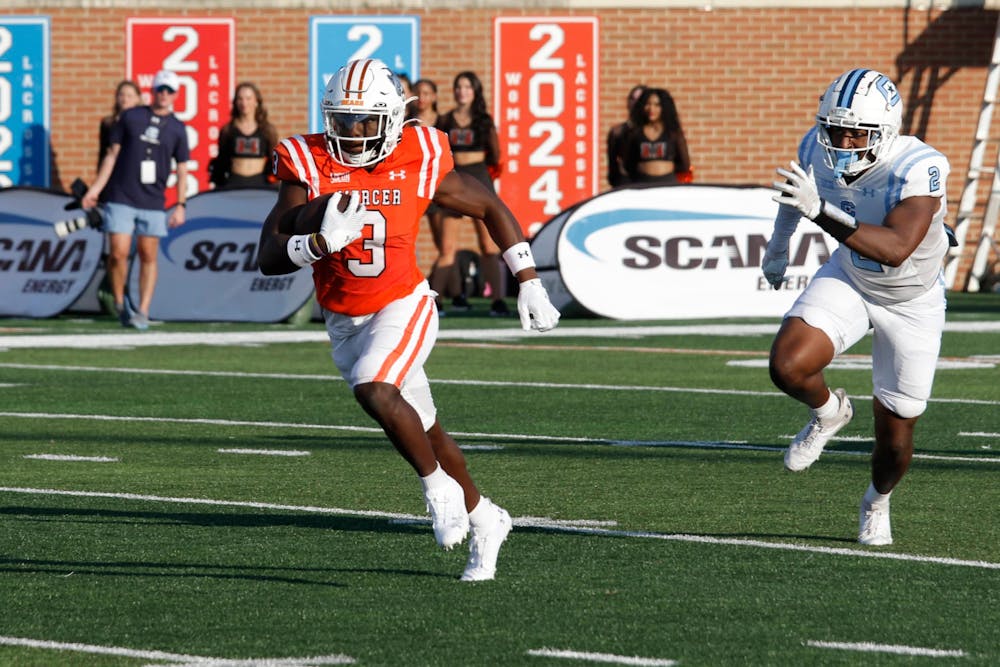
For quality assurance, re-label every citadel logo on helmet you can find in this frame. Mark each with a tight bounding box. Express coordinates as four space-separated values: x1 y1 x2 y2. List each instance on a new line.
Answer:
816 69 903 178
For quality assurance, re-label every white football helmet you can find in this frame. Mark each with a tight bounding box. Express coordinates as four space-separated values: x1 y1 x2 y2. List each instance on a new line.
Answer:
815 69 903 178
322 58 407 167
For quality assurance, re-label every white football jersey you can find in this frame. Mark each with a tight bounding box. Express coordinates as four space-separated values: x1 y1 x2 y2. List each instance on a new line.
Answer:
797 128 950 305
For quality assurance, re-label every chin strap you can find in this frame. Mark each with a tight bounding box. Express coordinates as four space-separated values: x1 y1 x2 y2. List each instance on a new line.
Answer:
832 151 872 179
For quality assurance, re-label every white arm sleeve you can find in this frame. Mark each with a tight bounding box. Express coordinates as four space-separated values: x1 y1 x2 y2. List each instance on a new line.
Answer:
769 203 801 253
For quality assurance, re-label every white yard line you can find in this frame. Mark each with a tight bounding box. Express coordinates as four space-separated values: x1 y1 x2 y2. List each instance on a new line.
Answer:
0 486 610 531
0 635 356 665
217 448 311 457
527 648 678 666
23 454 118 462
2 411 998 465
1 320 998 350
1 486 998 571
2 363 999 408
728 357 996 370
805 639 967 658
0 326 771 351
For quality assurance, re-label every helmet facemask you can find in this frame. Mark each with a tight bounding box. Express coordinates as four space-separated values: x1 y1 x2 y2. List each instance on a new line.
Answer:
321 58 406 167
324 110 391 167
815 69 902 179
817 122 891 178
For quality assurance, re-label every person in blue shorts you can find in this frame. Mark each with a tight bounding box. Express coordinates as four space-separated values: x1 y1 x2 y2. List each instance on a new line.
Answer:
83 69 190 329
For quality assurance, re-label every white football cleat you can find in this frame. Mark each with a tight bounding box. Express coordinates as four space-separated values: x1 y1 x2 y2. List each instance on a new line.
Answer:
859 497 893 546
784 388 853 472
424 474 469 550
461 503 512 582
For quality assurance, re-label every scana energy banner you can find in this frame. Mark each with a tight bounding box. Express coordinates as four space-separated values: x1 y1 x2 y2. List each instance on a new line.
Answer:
540 184 832 320
494 17 598 237
0 188 102 317
130 189 315 322
127 18 235 204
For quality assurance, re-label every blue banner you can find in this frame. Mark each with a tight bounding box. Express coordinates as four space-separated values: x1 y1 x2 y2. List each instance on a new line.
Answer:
0 17 50 188
308 15 419 133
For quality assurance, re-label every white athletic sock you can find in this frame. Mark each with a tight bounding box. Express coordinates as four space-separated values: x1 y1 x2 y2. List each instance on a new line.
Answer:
419 463 449 492
812 390 840 420
468 497 496 528
864 482 892 508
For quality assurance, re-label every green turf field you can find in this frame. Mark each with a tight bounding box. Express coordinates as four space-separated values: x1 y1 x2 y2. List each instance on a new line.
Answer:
1 293 998 666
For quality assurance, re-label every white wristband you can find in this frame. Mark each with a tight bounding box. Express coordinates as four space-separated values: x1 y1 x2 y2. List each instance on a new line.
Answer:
287 234 322 268
502 242 535 274
820 200 858 229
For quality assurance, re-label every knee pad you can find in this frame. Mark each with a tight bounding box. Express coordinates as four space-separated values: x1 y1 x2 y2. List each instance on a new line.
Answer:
876 389 926 419
401 379 437 431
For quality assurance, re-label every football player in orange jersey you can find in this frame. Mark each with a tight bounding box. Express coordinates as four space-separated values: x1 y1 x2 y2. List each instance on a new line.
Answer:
257 58 560 581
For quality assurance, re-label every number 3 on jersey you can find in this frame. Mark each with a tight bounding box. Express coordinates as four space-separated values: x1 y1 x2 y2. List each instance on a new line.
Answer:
347 210 387 277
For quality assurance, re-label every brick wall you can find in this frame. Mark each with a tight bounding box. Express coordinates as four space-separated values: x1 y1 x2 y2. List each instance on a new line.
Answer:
8 4 998 290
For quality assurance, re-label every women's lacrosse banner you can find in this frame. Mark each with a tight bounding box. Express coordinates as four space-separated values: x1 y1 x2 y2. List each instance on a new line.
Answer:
493 17 599 238
127 18 235 203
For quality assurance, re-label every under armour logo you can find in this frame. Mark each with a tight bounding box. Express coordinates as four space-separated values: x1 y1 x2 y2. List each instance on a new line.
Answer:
517 250 530 258
388 170 406 180
294 239 302 251
860 187 876 198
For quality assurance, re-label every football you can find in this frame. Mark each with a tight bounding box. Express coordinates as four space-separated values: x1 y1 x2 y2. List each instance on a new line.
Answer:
291 192 349 235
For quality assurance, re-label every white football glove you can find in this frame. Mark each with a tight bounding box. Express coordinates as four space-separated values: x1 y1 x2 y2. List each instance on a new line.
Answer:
516 278 560 332
772 161 820 220
761 242 789 290
319 192 366 253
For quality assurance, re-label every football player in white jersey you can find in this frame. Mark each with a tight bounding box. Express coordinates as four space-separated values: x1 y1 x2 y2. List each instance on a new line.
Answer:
762 69 952 546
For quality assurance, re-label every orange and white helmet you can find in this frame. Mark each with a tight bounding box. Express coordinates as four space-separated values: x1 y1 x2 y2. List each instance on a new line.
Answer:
322 58 407 167
815 69 903 177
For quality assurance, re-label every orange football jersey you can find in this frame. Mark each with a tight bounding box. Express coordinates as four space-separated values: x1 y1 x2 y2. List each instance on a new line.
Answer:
272 125 454 316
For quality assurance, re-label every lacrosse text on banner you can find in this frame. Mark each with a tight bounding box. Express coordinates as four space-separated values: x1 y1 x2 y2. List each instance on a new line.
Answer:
126 18 235 204
0 17 50 188
494 17 599 237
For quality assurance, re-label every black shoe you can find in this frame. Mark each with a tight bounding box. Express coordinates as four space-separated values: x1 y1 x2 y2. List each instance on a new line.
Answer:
451 294 471 311
489 299 511 317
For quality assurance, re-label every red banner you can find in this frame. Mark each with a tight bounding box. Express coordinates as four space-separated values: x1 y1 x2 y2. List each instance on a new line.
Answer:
493 17 599 237
127 18 235 205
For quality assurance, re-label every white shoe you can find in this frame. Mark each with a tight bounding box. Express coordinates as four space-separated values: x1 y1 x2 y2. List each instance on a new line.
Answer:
461 504 512 582
784 388 853 472
859 497 892 546
424 475 469 550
